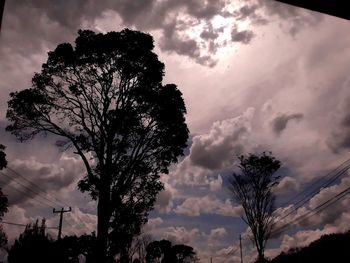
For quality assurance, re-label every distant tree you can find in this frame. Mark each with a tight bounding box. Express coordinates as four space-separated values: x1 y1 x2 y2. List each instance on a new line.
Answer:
130 234 153 263
54 233 97 263
7 219 53 263
6 29 189 262
146 240 198 263
171 244 197 263
8 221 97 263
146 240 172 263
228 153 281 263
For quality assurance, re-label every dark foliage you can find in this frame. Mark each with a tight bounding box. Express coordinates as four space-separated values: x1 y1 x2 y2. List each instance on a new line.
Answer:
0 144 8 249
145 239 197 263
6 29 189 262
7 219 52 263
7 220 97 263
228 152 281 263
271 231 350 263
0 144 7 170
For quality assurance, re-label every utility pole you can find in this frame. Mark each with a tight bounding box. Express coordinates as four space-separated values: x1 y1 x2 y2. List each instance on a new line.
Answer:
239 234 243 263
53 207 71 239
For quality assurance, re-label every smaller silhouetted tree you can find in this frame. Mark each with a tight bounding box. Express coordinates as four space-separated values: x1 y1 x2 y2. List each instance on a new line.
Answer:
129 234 153 263
228 152 281 263
8 220 97 263
0 144 8 249
54 233 97 263
7 219 52 263
172 244 197 263
146 240 197 263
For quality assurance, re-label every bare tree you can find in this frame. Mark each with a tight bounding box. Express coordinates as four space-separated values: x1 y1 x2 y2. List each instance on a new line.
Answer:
228 153 281 262
129 234 153 263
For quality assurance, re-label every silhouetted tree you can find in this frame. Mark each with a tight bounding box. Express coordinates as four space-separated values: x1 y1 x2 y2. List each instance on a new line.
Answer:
54 233 97 263
172 244 197 263
228 153 281 263
7 219 52 263
8 220 97 263
0 145 7 170
6 29 189 262
130 234 153 263
0 144 8 249
146 240 198 263
146 240 172 263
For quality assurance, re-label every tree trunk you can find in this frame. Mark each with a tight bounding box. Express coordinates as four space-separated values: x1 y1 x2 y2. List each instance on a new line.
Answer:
256 248 265 263
96 179 111 263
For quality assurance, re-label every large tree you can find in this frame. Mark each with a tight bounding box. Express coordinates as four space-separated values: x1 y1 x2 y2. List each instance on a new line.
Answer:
6 29 189 262
228 153 281 263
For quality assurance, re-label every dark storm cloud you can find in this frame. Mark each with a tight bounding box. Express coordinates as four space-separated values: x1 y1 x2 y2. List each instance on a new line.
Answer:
189 109 255 171
1 155 84 206
234 3 268 25
231 27 254 44
327 93 350 152
257 0 323 35
272 113 303 135
1 0 322 68
200 24 220 40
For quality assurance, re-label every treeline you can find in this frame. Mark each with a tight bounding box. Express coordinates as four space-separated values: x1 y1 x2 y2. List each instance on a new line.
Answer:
4 219 198 263
271 231 350 263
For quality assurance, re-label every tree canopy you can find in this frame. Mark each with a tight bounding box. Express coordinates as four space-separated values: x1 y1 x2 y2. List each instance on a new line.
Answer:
145 239 197 263
228 152 281 263
6 29 189 262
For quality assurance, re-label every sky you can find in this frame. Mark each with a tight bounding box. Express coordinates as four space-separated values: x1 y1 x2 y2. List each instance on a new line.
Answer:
1 1 350 262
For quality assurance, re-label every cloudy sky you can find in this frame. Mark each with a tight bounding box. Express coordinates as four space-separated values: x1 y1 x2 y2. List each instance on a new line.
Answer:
1 0 350 262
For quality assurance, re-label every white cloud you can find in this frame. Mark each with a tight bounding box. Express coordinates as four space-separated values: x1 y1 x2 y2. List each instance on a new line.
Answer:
163 226 202 245
174 195 242 217
155 182 176 213
209 175 223 192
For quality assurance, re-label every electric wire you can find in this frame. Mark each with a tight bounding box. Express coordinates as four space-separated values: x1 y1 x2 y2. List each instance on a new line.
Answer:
1 220 57 229
0 171 62 209
272 184 350 237
274 159 350 222
0 171 82 236
279 158 350 208
0 175 56 209
5 166 88 234
276 166 350 222
6 166 70 208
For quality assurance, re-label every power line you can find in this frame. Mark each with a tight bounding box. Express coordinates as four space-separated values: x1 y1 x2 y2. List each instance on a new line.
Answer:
1 220 58 229
0 175 56 209
275 159 350 221
5 167 87 231
0 171 57 209
277 166 349 222
272 184 350 237
0 174 81 235
0 171 87 237
6 166 69 208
